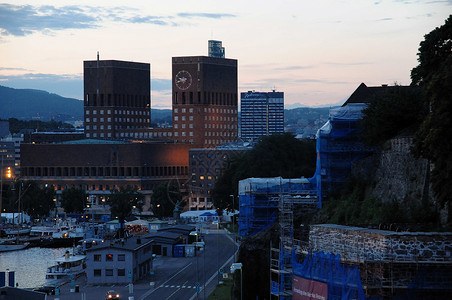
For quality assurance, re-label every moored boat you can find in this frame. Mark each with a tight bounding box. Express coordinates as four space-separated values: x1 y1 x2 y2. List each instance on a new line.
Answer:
0 239 30 252
45 250 87 285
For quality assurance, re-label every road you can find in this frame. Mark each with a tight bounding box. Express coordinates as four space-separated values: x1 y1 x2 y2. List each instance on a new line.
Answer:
47 229 238 300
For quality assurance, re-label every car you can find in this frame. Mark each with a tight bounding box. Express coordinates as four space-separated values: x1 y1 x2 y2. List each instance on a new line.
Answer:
33 285 56 295
106 290 120 299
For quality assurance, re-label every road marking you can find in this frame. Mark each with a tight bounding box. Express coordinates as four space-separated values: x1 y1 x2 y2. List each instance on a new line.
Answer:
139 262 193 300
189 245 237 300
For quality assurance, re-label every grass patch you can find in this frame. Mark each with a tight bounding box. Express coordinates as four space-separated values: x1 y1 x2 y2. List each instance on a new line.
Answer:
207 277 234 300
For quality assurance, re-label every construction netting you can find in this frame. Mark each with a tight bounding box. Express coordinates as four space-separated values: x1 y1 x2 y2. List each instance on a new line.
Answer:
292 251 367 300
238 103 374 236
238 177 317 236
312 103 373 208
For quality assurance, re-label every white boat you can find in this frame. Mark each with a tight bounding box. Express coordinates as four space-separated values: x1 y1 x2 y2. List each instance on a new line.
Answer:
45 250 87 284
30 226 58 238
3 227 31 236
0 240 30 252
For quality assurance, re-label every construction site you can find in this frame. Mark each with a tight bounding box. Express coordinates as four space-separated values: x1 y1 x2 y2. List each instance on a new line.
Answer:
237 87 452 299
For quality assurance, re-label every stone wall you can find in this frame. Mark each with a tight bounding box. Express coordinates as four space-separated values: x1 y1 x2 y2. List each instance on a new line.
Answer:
309 224 452 262
352 136 434 205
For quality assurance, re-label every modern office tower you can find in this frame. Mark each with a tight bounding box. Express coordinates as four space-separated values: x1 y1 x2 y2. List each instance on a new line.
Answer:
83 54 151 139
240 90 284 141
172 53 238 148
208 40 225 58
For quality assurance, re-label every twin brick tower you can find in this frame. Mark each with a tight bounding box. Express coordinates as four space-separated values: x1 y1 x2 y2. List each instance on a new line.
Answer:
83 41 238 148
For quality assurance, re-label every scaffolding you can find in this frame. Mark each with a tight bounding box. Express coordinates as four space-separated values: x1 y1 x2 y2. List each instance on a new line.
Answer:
313 103 374 207
238 177 317 237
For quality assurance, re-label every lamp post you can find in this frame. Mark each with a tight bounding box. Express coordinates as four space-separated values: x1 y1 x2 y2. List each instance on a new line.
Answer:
230 263 243 300
229 194 234 234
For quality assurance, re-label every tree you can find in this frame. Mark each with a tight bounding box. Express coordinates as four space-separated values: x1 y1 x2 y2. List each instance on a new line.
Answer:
151 182 182 219
8 180 56 219
109 187 144 237
360 85 427 146
212 133 316 211
411 16 452 209
61 187 87 213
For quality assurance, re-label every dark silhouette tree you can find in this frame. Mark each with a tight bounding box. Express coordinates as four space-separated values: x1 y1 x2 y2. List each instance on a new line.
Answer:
151 182 182 218
411 15 452 209
212 133 316 211
109 187 144 237
61 187 87 213
359 86 427 147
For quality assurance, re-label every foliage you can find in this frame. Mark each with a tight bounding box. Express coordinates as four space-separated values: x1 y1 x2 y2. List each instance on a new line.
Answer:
319 178 438 229
212 133 316 211
4 181 55 219
359 86 427 146
411 15 452 208
61 187 87 213
150 182 182 218
411 15 452 86
8 118 73 134
235 223 279 299
109 187 144 222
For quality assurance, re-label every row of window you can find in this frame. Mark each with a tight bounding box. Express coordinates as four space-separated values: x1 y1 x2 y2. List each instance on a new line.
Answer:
85 130 172 139
174 107 237 114
86 109 150 116
93 268 125 277
22 165 188 177
202 116 237 122
85 93 149 108
94 254 125 262
204 131 235 137
173 92 238 106
86 117 149 123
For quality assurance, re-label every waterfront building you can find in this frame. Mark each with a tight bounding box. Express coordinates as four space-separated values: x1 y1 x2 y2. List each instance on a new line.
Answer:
240 90 284 141
85 236 154 284
83 56 151 140
20 140 191 210
172 50 238 147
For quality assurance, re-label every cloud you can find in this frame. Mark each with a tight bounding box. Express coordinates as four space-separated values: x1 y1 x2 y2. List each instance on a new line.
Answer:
151 78 172 91
273 65 315 71
177 12 236 19
0 67 29 71
324 61 372 66
376 17 393 21
0 4 237 37
0 4 99 36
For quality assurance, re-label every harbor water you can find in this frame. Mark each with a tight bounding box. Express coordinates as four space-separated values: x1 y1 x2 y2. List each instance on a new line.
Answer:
0 247 71 288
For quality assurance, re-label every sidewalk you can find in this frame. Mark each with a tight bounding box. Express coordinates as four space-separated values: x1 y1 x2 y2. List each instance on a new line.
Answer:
47 256 193 300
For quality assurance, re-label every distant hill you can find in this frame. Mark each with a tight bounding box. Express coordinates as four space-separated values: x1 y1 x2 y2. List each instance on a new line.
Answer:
0 85 335 132
0 85 173 124
0 85 83 121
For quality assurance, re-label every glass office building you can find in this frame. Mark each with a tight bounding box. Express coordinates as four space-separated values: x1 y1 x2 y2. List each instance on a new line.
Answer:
240 90 284 141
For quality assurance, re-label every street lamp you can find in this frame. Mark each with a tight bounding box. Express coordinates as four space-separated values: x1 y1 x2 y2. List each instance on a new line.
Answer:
229 194 234 234
230 263 243 300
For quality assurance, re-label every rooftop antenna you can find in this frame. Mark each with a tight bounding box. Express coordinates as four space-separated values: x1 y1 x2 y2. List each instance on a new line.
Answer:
96 51 100 99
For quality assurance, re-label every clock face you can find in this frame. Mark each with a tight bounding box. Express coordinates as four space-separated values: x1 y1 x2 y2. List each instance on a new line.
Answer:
175 70 192 90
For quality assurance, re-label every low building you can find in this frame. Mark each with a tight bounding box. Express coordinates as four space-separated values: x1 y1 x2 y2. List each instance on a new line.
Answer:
85 236 154 284
20 139 191 212
142 231 184 256
188 143 251 210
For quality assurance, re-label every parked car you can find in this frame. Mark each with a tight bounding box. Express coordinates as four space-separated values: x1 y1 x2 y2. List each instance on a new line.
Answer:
106 290 120 299
33 285 56 295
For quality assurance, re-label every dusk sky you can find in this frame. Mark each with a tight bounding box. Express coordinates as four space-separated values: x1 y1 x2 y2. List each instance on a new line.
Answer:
0 1 450 109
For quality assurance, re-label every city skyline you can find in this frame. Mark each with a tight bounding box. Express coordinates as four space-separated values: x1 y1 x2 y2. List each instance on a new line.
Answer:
0 0 450 109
